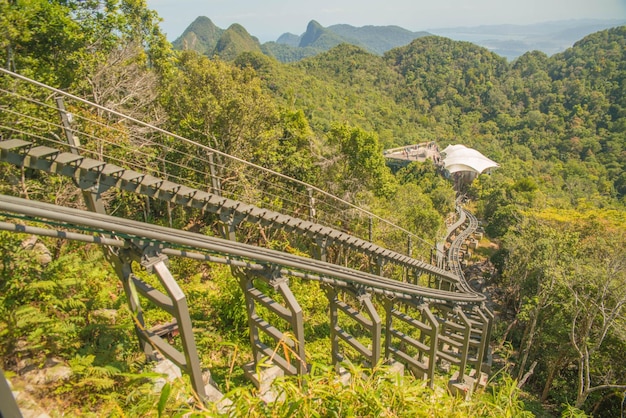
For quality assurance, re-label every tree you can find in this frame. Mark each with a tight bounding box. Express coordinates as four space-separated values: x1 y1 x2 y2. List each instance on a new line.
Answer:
0 0 84 86
500 219 579 383
499 214 626 413
272 108 319 183
327 123 397 199
397 160 456 216
163 51 278 160
565 229 626 408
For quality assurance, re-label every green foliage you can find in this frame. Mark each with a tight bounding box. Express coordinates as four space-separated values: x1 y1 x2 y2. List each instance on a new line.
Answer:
379 183 444 242
204 265 248 334
497 214 626 413
397 160 456 215
327 123 398 198
0 233 84 361
157 382 171 417
0 0 84 86
261 42 323 63
163 50 279 160
0 0 172 89
211 363 538 417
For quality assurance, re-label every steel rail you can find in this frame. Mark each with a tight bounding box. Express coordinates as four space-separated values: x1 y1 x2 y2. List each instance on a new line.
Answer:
447 207 479 293
0 194 484 304
0 219 386 299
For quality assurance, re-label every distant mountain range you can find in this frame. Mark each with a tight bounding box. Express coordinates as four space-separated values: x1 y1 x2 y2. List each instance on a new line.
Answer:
173 17 430 62
172 17 626 62
430 19 626 60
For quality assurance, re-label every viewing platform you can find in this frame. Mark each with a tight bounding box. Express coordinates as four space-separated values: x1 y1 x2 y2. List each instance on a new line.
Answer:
384 142 442 171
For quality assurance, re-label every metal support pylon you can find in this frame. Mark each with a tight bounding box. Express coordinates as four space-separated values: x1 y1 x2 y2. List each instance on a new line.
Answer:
239 269 307 377
0 367 23 418
139 249 207 400
326 285 381 372
56 97 154 358
55 100 208 399
384 299 439 389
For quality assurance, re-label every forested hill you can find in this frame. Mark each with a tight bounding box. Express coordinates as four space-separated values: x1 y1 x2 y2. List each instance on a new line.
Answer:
246 28 626 415
238 27 626 205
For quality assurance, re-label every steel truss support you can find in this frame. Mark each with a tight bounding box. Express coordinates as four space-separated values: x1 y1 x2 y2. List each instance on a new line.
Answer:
315 237 328 263
384 300 439 388
466 305 489 375
239 268 307 378
434 305 472 381
473 304 493 374
222 196 308 380
219 209 246 242
325 285 381 372
54 103 208 400
117 250 154 359
134 248 208 400
370 256 384 276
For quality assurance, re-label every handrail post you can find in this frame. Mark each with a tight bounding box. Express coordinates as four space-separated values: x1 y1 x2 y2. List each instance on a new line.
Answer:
207 152 221 196
55 97 80 153
307 187 316 221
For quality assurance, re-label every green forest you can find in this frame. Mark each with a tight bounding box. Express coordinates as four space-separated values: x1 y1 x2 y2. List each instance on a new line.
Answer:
0 0 625 416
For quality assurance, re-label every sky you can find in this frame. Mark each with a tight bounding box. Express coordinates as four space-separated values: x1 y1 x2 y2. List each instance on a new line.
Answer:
146 0 626 42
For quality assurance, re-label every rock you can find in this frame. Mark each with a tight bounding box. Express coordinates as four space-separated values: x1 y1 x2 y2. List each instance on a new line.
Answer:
20 235 52 265
23 358 71 385
20 235 38 250
91 309 118 324
153 359 182 392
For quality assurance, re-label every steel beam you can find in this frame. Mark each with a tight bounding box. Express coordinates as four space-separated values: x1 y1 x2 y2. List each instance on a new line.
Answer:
384 300 439 388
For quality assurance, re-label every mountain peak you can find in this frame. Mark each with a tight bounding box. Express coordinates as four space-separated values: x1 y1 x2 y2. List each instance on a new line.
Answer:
276 32 301 47
299 20 327 47
172 16 223 54
173 17 430 61
215 24 262 60
190 16 215 27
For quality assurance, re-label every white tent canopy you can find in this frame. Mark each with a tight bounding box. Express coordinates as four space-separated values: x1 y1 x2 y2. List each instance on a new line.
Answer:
441 145 499 174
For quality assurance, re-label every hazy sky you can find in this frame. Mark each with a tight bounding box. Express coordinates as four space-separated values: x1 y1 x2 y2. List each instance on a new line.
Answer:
146 0 626 42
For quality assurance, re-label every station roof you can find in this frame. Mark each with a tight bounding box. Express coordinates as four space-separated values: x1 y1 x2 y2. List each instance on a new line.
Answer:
442 145 499 174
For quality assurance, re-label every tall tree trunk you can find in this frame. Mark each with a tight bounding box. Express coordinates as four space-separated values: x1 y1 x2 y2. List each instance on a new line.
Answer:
574 351 590 409
499 318 518 346
541 355 566 402
517 308 539 381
